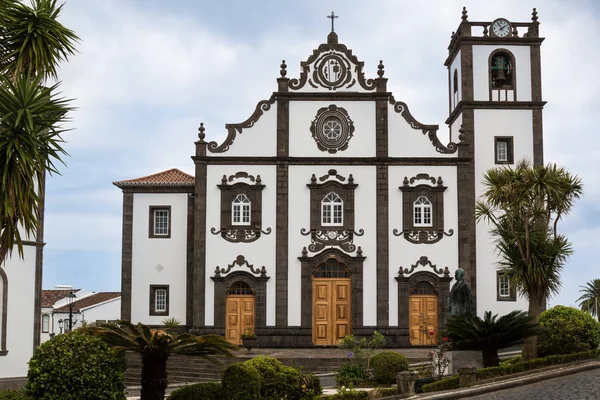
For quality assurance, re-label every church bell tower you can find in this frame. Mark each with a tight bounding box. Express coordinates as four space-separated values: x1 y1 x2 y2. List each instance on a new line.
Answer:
445 7 545 315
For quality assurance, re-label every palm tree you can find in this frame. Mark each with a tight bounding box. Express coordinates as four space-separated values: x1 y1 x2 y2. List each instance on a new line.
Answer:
0 0 78 263
86 321 237 400
476 159 583 360
577 279 600 322
446 310 538 367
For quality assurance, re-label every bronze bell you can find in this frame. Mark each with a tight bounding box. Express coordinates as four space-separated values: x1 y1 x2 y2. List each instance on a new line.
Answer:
494 68 507 84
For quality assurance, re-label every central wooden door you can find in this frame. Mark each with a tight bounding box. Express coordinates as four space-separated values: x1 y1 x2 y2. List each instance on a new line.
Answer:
312 278 351 346
409 294 438 345
225 294 255 345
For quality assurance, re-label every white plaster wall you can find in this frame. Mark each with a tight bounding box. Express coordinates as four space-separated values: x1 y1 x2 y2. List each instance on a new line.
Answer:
0 245 37 378
450 50 462 110
209 101 277 157
388 166 459 326
472 45 532 102
81 298 121 324
387 104 457 158
205 165 277 326
131 193 189 325
287 166 377 326
474 109 533 316
289 101 376 158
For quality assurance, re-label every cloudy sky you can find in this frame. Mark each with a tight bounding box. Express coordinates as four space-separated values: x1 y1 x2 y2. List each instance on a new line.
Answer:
43 0 600 308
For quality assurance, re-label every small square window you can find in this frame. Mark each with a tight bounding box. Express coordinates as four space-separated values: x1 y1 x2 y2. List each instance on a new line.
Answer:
494 137 514 164
149 285 169 316
497 272 516 301
149 206 171 238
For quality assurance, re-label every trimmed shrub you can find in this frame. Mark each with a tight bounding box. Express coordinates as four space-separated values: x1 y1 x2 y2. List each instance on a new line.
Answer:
299 372 322 399
335 363 367 387
371 387 398 398
25 331 125 400
421 375 460 393
0 391 31 400
325 388 369 400
221 362 261 400
168 382 221 400
537 306 600 357
370 351 409 384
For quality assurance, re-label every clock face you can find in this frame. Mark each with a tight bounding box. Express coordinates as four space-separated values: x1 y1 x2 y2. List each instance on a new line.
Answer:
491 18 511 37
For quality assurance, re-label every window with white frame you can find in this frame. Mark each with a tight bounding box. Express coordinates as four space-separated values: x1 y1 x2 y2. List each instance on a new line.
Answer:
42 314 50 333
149 285 169 315
498 274 510 298
149 206 171 238
494 137 514 164
413 196 433 227
232 194 251 225
321 192 343 226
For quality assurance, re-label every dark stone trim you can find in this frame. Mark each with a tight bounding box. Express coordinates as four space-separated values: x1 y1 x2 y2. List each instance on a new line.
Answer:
207 95 276 153
275 92 392 101
376 93 388 158
186 195 194 326
445 36 545 66
121 186 194 194
456 110 477 313
149 285 169 316
211 270 270 330
494 136 514 165
33 173 45 349
389 96 457 154
0 377 26 391
396 271 453 346
461 44 473 102
531 44 544 166
0 267 7 353
192 163 207 326
121 192 134 321
148 205 172 238
376 165 389 326
299 248 366 333
277 96 289 157
194 157 472 166
275 164 288 327
446 100 546 126
496 271 517 302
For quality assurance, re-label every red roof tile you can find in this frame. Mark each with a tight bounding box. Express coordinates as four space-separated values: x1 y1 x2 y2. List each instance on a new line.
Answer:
54 292 121 312
41 289 81 308
113 168 194 187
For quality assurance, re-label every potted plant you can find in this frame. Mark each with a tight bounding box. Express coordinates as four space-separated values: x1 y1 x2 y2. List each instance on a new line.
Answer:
241 329 258 351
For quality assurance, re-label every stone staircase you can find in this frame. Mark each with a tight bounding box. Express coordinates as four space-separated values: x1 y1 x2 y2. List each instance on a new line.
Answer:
124 348 431 387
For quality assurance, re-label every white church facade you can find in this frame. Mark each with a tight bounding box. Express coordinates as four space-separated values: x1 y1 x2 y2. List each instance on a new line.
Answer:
115 9 544 347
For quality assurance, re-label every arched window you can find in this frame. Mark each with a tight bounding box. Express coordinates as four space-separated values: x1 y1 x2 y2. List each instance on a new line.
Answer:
489 50 516 101
321 192 343 226
452 69 459 107
413 196 432 227
228 281 254 295
313 258 350 278
410 281 437 295
232 194 251 225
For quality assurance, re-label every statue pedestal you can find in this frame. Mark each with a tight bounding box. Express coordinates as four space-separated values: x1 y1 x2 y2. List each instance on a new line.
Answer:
447 350 483 375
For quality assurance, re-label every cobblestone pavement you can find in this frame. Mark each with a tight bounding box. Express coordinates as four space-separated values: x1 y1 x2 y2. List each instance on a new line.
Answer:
463 368 600 400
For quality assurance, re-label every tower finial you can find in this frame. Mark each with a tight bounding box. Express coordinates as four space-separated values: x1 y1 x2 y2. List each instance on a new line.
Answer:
280 60 287 78
377 60 385 78
531 8 538 22
198 122 206 142
461 6 468 21
327 11 338 32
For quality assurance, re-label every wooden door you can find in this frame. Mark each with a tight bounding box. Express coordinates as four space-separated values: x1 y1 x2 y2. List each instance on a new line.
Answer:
225 295 255 345
312 278 351 346
409 295 438 345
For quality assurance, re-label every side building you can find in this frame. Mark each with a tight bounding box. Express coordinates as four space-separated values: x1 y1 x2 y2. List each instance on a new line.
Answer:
114 9 544 347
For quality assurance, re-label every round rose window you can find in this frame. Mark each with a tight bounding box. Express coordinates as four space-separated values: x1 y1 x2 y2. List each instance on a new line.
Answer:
310 105 355 154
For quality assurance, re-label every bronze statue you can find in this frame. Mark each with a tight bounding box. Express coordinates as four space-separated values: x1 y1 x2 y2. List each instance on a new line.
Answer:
447 268 472 316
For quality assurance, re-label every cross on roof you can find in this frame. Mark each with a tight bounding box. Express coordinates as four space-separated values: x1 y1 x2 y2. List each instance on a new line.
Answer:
327 11 338 32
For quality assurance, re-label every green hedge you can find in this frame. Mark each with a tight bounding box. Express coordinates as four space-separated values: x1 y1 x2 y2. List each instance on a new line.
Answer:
372 387 398 397
422 349 600 393
168 382 221 400
320 389 369 399
371 352 409 384
538 306 600 357
421 375 459 393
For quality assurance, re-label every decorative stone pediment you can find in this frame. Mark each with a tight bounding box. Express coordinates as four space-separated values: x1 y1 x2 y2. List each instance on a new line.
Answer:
287 32 379 92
